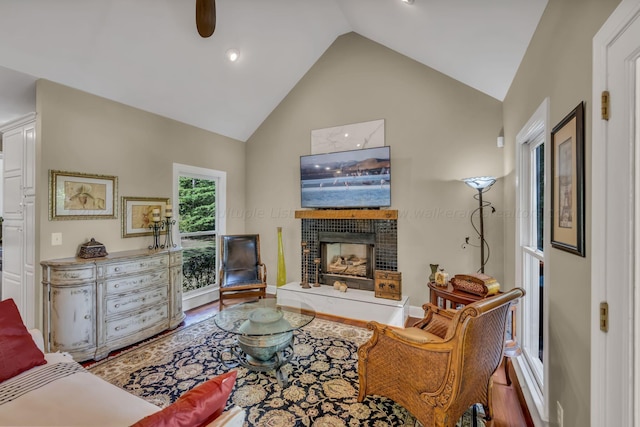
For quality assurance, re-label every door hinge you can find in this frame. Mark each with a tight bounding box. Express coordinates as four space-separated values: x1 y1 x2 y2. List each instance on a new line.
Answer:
600 302 609 332
601 91 610 120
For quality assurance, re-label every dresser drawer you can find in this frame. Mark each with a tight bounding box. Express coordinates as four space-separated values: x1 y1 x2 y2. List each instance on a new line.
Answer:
105 270 169 295
47 265 96 284
104 255 168 277
105 286 167 316
105 304 168 341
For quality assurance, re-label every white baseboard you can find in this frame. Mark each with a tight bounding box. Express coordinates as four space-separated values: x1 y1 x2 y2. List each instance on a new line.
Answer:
183 286 219 311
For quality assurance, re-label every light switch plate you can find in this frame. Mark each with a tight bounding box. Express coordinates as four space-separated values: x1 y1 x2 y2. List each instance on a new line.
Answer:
51 233 62 246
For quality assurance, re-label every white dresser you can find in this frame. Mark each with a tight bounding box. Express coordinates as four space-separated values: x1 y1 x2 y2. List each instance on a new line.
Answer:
41 248 185 361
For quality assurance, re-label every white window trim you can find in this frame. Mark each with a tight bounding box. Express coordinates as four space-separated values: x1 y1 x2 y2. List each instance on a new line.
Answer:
172 163 227 311
514 98 550 425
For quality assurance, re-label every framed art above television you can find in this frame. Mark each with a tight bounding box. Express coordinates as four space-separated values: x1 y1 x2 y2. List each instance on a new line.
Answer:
300 146 391 209
311 119 385 154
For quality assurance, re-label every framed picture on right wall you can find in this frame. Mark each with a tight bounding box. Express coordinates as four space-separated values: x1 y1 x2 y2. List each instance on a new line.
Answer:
551 101 585 256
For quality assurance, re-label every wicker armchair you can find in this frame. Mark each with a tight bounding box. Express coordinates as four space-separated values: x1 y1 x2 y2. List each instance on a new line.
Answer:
357 287 525 427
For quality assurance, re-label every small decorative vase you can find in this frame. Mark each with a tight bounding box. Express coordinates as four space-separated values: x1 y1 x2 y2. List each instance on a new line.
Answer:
276 227 287 287
429 264 439 282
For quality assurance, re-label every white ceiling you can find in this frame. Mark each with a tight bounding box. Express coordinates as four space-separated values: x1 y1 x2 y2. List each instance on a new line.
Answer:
0 0 547 141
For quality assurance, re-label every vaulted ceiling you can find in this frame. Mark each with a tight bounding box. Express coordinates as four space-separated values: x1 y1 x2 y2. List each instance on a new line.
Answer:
0 0 547 141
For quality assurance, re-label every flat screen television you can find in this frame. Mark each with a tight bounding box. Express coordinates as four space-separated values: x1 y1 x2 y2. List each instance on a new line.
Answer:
300 146 391 209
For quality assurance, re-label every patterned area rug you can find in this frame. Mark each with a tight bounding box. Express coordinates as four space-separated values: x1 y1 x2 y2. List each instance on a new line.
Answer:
88 316 485 427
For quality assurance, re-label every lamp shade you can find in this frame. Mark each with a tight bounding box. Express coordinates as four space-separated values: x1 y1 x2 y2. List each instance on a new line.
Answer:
462 176 496 191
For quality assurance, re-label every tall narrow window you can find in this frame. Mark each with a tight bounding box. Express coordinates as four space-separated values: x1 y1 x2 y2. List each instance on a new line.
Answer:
523 140 545 368
516 99 549 422
173 164 226 311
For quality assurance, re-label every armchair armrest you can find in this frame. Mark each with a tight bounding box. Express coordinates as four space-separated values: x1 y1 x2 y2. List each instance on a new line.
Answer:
389 327 444 344
413 303 456 339
258 262 267 284
419 302 457 319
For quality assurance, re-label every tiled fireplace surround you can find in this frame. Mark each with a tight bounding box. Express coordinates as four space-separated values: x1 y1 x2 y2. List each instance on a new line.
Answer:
276 210 409 327
301 218 398 287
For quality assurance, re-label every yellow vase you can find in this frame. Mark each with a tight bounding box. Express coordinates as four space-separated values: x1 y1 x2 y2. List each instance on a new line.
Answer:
276 227 287 287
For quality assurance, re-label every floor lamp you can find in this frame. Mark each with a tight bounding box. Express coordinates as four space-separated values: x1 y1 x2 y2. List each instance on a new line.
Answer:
462 176 496 274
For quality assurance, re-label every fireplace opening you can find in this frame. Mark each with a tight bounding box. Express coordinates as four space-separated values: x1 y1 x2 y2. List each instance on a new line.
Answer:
319 232 375 290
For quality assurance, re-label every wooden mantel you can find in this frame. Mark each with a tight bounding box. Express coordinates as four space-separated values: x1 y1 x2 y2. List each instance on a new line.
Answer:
294 209 398 220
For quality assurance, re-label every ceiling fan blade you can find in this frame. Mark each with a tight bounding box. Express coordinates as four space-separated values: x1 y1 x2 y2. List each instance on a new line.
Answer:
196 0 216 38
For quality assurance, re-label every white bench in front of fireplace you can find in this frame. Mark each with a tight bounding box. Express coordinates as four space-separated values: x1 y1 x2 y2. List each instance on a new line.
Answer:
276 282 409 327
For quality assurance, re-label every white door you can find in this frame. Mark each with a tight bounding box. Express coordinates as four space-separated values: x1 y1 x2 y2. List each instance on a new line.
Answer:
2 223 23 305
592 1 640 425
1 114 36 327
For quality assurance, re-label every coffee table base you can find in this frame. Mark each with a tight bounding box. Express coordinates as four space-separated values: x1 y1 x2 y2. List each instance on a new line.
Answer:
220 337 295 387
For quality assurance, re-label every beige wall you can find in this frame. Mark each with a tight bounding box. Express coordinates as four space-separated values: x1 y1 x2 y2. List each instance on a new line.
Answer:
502 0 620 426
245 33 504 309
34 80 246 319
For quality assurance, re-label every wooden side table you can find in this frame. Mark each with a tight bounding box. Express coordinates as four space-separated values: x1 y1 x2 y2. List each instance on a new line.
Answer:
428 281 482 309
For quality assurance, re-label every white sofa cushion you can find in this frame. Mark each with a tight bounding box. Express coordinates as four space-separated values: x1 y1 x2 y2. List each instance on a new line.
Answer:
0 352 159 426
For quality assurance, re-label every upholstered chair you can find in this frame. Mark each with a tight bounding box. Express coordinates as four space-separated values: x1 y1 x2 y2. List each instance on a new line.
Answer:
218 234 267 310
357 287 525 427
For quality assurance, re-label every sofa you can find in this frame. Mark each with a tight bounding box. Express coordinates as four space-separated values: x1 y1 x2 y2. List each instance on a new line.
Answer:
0 299 245 427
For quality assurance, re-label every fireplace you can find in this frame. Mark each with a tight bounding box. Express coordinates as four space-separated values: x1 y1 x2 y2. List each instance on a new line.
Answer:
319 232 375 290
298 211 398 292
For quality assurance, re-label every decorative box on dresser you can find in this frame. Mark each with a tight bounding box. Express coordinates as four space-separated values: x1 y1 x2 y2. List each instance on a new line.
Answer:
41 248 185 362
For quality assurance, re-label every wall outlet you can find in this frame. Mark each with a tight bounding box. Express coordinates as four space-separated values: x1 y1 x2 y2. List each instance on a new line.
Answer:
51 232 62 246
557 401 564 427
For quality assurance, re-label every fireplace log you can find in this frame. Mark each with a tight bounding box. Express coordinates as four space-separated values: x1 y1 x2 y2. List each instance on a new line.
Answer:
328 255 368 277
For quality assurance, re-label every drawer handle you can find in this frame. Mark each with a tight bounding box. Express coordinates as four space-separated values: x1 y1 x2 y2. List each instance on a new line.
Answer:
115 326 124 331
84 314 90 319
115 267 121 272
115 304 120 308
114 284 119 288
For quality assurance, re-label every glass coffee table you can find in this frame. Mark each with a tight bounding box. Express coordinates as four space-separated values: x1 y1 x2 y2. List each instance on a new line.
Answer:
214 298 315 385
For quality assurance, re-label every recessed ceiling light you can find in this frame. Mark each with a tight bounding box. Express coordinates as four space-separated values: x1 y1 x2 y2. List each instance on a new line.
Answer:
402 0 414 4
226 49 240 62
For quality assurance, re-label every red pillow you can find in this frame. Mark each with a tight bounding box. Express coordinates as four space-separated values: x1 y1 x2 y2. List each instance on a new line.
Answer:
131 370 238 427
0 298 47 382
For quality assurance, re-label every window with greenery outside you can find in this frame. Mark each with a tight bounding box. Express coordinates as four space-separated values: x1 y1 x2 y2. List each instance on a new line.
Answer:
178 177 217 293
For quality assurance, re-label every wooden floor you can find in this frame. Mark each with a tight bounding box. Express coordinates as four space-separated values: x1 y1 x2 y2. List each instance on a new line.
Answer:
187 298 532 427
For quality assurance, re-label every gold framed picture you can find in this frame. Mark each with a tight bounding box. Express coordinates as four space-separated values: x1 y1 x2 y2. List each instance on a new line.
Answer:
551 102 585 256
49 170 117 220
121 196 170 238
